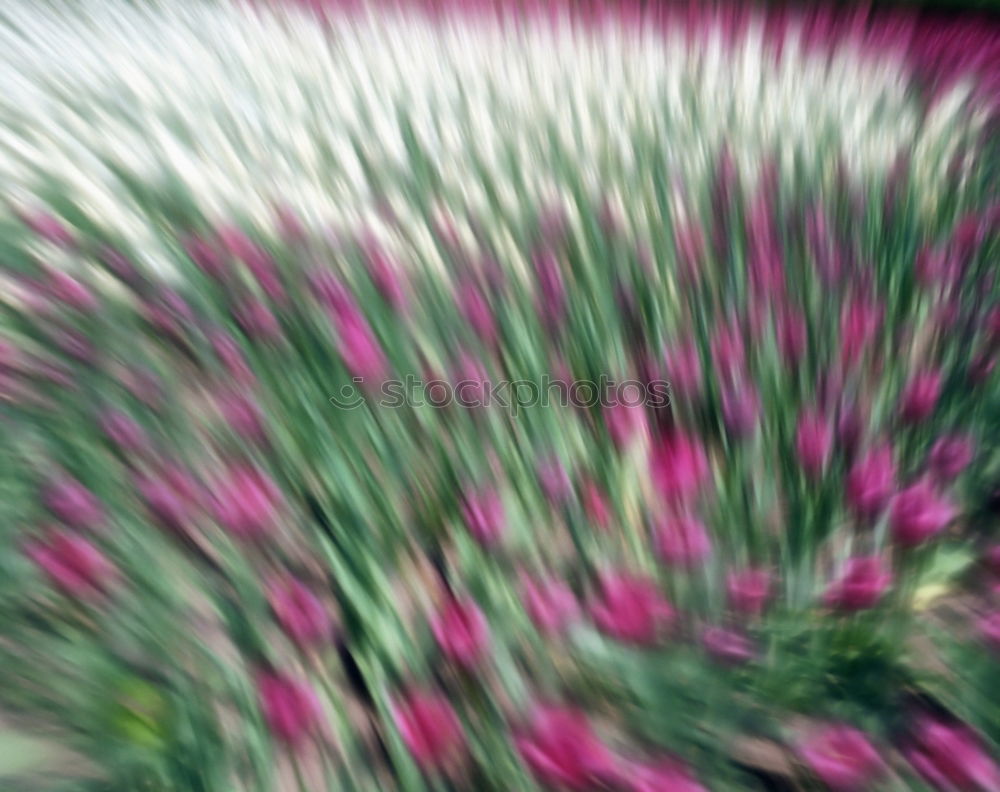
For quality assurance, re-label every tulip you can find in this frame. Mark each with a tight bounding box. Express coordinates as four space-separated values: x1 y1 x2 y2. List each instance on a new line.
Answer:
905 718 1000 791
20 210 74 247
43 474 104 530
582 480 611 529
823 556 892 611
209 331 255 384
234 297 281 341
711 319 745 382
796 409 833 478
269 578 331 650
520 574 578 636
799 725 884 791
393 689 464 770
430 597 490 668
456 280 497 346
604 401 647 449
26 530 114 599
721 382 760 437
211 464 281 539
846 445 896 520
99 409 149 455
334 307 388 384
362 236 406 310
45 270 97 312
136 471 195 533
839 296 882 366
928 434 974 482
726 568 773 616
257 672 321 748
184 234 227 279
890 479 956 547
650 433 710 506
219 225 285 302
589 572 674 645
460 488 504 546
217 390 266 443
515 706 614 790
702 626 753 666
900 369 943 424
622 758 707 792
663 337 702 398
654 515 711 568
538 458 572 506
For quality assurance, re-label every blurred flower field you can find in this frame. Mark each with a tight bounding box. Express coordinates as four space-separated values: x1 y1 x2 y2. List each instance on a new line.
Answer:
2 0 1000 789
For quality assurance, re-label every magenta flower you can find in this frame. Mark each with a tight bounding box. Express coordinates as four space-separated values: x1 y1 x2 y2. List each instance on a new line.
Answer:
234 297 281 341
915 245 957 290
334 307 388 384
711 319 746 382
776 307 808 366
726 568 773 616
211 464 282 540
978 611 1000 651
514 706 614 790
823 556 893 611
890 479 957 547
520 574 579 636
538 457 573 506
45 271 97 312
901 369 943 424
796 409 833 478
605 401 647 449
582 481 611 530
650 433 710 506
905 718 1000 791
839 296 882 366
209 331 255 384
257 672 321 749
722 382 760 437
654 515 711 568
20 210 74 247
702 626 753 666
846 445 896 520
456 280 497 346
216 390 266 443
430 597 490 668
461 488 504 546
219 226 285 302
99 409 149 455
136 472 196 533
800 725 884 791
43 474 104 530
269 578 331 650
589 572 674 645
621 758 707 792
27 531 114 599
363 236 406 310
928 434 974 482
184 234 227 279
393 689 464 770
663 337 703 398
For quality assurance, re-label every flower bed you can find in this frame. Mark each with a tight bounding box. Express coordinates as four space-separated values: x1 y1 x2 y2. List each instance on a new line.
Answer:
2 1 1000 790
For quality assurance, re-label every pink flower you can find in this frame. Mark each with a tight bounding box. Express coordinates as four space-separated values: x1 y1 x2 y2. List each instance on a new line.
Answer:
905 718 1000 791
776 307 808 366
846 445 896 520
430 597 490 668
796 409 833 478
184 235 227 279
901 369 943 424
234 297 281 341
726 568 773 616
663 337 703 398
823 556 893 611
622 758 707 792
451 353 490 408
209 331 255 384
43 474 104 530
916 245 957 290
605 401 647 449
461 488 504 546
45 271 97 312
589 572 674 645
211 464 282 540
722 382 760 437
654 515 711 568
99 409 148 454
520 574 579 636
650 433 710 506
216 390 266 443
928 434 974 482
219 226 285 302
514 706 614 790
890 479 956 547
26 530 114 599
257 672 321 749
800 725 884 791
269 578 331 650
978 611 1000 651
393 689 464 770
363 236 406 310
582 480 611 529
538 458 573 506
20 210 74 247
711 320 745 381
456 280 497 346
702 626 753 666
136 472 195 532
334 307 388 384
840 297 882 366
